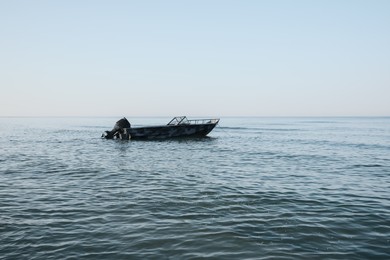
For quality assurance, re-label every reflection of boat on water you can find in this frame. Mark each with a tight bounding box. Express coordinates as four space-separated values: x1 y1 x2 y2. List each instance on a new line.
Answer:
102 116 220 140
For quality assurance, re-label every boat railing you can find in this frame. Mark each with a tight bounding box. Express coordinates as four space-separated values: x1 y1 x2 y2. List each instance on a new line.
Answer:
167 116 219 125
187 119 219 125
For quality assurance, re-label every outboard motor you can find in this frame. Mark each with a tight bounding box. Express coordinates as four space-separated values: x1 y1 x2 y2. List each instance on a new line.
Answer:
102 117 131 139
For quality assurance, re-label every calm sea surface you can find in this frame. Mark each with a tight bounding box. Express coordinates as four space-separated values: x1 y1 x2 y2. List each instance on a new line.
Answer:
1 117 389 259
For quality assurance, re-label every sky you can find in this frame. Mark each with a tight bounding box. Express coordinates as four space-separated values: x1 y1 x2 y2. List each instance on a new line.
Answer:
1 0 389 117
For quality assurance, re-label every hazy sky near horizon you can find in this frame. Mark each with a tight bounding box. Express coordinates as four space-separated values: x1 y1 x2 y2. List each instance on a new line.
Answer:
1 0 389 117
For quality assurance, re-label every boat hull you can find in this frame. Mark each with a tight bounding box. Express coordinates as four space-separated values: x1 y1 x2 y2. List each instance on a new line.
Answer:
121 123 217 140
102 116 219 140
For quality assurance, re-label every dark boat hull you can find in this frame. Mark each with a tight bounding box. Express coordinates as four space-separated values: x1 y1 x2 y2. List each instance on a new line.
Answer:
102 117 219 140
121 123 217 140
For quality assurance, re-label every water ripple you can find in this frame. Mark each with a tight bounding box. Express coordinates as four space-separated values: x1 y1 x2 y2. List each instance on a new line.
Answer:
1 117 390 259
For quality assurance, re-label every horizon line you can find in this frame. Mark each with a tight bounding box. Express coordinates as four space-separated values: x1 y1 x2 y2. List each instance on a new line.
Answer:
1 115 389 118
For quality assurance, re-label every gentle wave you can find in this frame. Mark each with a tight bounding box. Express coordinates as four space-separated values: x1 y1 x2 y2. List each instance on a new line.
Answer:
352 164 384 168
1 117 390 259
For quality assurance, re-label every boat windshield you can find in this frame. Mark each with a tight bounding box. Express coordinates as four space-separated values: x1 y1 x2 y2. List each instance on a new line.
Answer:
167 116 189 125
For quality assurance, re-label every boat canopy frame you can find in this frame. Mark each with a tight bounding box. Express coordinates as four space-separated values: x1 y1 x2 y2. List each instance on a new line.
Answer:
167 116 219 126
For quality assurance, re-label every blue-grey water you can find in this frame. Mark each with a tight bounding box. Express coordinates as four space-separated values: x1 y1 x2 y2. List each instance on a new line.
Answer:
1 117 389 259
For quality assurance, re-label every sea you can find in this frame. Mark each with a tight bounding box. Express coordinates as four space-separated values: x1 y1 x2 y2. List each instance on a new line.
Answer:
0 117 389 260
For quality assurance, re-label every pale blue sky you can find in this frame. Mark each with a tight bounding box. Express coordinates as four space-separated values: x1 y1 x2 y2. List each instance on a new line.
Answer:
1 0 389 117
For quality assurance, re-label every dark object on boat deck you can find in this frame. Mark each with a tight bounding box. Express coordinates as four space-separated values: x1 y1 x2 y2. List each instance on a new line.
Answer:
102 116 219 140
102 117 131 139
